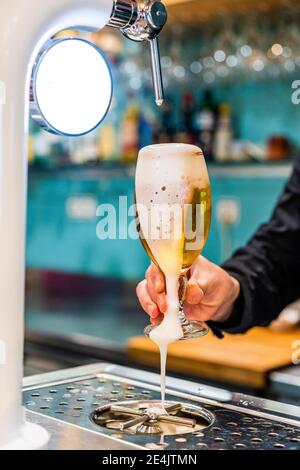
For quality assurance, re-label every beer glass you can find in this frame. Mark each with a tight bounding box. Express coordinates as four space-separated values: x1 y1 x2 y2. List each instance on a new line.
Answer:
135 143 212 340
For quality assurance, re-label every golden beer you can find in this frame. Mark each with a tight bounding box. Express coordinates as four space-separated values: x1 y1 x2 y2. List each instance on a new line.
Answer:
137 185 211 274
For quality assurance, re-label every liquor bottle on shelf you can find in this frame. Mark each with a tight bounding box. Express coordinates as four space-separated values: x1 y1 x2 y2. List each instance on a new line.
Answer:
28 133 34 163
174 92 196 144
139 110 153 149
98 123 118 162
194 89 218 161
214 103 232 162
181 91 196 144
97 96 120 162
120 101 139 163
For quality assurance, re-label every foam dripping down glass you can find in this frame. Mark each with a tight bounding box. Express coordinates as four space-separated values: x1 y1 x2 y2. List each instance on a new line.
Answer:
135 143 212 407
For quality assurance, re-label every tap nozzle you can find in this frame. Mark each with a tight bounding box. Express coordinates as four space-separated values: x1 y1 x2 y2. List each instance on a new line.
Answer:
149 37 164 106
107 1 167 106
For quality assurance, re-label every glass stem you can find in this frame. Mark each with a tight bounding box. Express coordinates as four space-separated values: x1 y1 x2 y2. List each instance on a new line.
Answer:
178 273 189 326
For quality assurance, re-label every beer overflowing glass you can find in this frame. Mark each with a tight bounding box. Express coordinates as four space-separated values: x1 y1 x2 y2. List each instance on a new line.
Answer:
135 143 212 343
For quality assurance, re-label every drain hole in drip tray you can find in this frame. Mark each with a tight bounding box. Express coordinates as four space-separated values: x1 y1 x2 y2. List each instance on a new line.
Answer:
91 400 215 437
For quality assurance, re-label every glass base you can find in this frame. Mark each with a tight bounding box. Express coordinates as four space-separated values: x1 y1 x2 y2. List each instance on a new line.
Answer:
144 320 209 341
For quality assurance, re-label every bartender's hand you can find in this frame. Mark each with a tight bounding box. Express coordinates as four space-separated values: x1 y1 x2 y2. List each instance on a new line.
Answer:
136 256 240 325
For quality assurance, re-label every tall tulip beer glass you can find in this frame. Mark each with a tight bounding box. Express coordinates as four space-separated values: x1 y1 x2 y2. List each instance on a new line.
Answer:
135 144 212 343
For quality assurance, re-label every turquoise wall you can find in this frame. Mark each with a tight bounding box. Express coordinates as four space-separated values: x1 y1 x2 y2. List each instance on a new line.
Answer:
26 166 289 280
205 173 287 264
214 78 300 146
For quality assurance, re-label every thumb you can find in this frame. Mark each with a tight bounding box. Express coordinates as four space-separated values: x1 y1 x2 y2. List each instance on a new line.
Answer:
185 279 204 305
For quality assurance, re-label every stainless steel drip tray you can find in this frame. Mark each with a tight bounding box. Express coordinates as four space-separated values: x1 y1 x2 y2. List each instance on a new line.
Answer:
23 363 300 450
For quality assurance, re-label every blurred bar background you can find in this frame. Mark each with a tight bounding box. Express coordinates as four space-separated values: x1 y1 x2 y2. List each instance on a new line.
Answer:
24 0 300 402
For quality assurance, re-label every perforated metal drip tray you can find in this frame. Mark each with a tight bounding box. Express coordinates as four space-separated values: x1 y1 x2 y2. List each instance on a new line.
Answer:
23 363 300 450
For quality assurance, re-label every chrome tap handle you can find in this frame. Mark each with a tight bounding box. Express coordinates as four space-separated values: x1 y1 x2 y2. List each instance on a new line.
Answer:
107 1 167 106
149 37 164 106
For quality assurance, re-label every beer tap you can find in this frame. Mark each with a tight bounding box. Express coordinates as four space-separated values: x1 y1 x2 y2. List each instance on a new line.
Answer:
108 0 167 106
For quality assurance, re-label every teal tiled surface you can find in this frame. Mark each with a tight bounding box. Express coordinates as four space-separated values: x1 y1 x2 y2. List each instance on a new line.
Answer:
26 167 289 279
27 170 149 280
214 78 300 146
205 175 287 264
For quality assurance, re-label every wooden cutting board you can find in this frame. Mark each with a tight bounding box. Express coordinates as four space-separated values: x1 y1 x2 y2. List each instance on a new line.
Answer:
127 327 300 389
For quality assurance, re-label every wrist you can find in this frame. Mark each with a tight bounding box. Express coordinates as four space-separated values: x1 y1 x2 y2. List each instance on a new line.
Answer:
231 275 241 304
213 276 241 323
208 273 244 336
224 276 241 318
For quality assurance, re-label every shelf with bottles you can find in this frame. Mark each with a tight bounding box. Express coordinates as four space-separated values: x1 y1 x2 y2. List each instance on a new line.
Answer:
28 2 300 170
29 75 299 168
93 1 300 151
29 94 155 168
153 85 299 164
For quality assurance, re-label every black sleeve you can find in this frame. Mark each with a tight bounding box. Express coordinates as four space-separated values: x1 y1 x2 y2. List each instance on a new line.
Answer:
208 157 300 336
